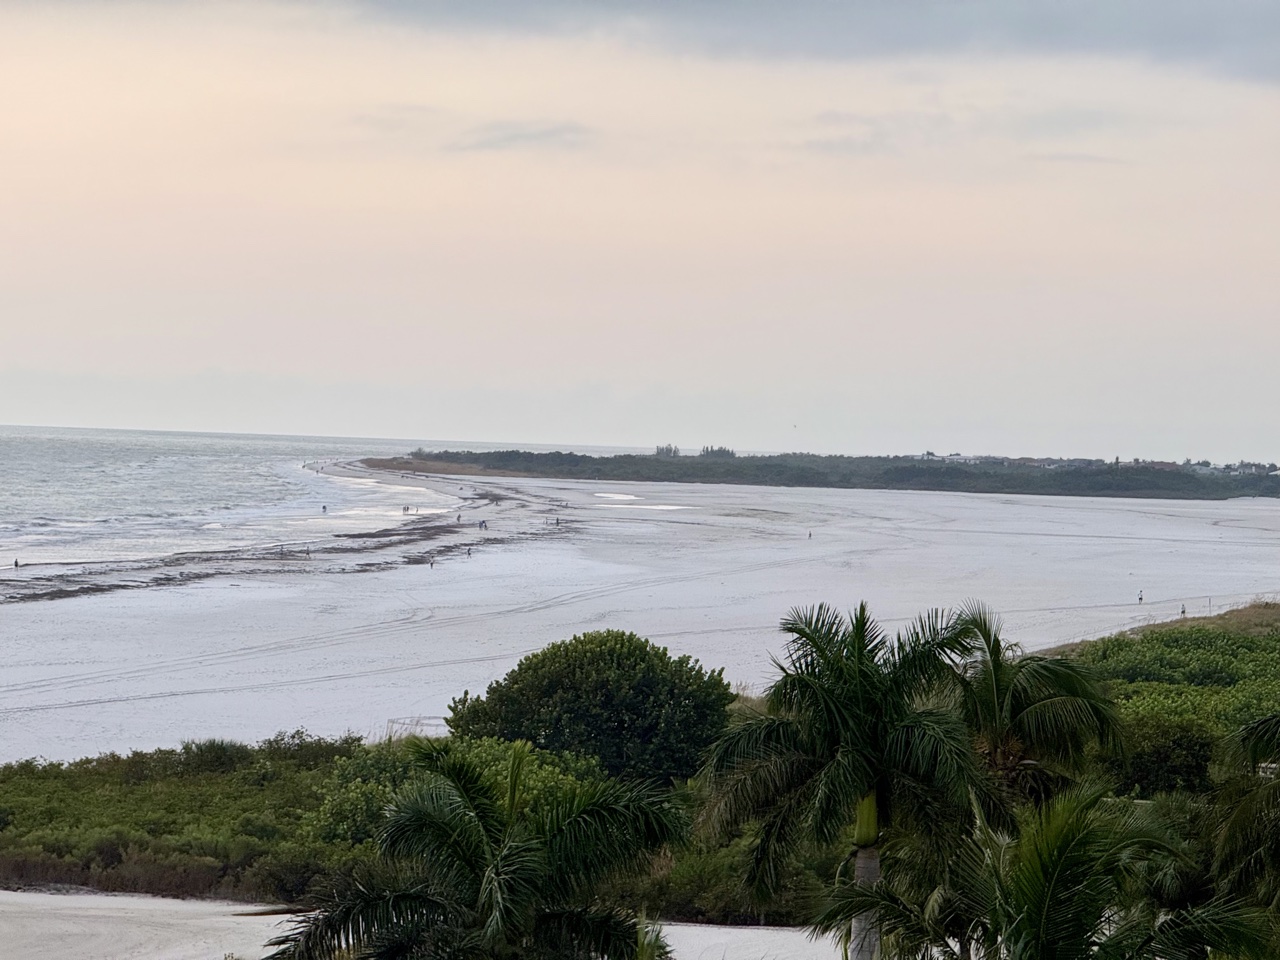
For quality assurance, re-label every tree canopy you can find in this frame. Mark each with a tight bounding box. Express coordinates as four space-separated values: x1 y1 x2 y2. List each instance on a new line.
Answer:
447 630 734 782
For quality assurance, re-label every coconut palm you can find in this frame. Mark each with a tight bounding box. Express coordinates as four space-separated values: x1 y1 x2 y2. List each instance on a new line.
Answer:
700 602 983 960
949 601 1121 804
269 738 684 960
816 781 1270 960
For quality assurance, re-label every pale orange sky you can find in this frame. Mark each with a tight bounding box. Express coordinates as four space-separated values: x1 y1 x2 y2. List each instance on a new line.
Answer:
2 1 1278 459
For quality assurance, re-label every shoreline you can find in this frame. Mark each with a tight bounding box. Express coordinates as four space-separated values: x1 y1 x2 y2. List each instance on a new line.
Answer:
0 461 571 605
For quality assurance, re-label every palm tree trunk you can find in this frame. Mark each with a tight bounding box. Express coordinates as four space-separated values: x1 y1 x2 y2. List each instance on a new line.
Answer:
849 792 880 960
849 845 880 960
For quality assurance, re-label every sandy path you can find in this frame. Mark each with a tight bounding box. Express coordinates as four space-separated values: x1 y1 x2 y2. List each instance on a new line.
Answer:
0 891 833 960
0 890 284 960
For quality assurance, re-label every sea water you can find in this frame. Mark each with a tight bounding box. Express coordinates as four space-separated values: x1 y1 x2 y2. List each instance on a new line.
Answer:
0 425 646 571
0 426 417 566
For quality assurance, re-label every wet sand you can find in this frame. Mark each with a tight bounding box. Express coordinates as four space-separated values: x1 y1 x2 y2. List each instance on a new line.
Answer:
3 467 1278 760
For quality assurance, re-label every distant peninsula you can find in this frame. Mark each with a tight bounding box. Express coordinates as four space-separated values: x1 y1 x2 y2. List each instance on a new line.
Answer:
363 448 1280 500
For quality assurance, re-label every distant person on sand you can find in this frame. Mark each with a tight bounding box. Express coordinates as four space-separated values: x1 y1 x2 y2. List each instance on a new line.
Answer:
1138 590 1143 604
13 559 17 568
808 531 812 539
1181 604 1187 616
322 505 327 513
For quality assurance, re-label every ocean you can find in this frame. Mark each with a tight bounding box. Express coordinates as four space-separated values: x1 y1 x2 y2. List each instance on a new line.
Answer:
0 425 645 600
0 426 419 566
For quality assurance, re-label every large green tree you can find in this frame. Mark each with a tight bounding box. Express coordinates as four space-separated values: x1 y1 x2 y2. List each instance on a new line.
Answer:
817 781 1270 960
700 602 982 960
447 630 734 782
269 737 685 960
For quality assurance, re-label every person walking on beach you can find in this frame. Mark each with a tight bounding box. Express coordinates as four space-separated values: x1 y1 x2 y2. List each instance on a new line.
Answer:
1138 590 1143 604
1181 604 1187 616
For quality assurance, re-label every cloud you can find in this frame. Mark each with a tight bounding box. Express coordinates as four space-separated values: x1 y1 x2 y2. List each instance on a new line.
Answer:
350 103 442 135
361 0 1280 83
800 106 1140 158
449 120 594 151
804 109 955 155
1028 151 1128 165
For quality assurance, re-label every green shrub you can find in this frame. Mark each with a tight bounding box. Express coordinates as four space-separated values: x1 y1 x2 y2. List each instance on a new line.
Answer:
0 730 357 901
447 630 734 781
179 739 255 776
1105 714 1216 797
1080 625 1280 735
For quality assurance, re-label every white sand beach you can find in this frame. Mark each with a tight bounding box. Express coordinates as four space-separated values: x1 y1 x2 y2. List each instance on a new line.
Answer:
3 467 1279 761
0 890 835 960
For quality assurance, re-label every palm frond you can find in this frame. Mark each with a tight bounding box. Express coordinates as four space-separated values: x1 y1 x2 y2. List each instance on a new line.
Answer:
537 778 686 902
379 771 498 893
699 714 819 837
884 708 981 806
535 907 664 960
1224 713 1280 773
1216 776 1280 894
889 607 972 699
813 881 948 960
477 834 545 948
1149 895 1273 960
266 864 464 960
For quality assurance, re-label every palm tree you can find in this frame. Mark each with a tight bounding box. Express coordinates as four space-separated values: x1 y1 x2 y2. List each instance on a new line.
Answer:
949 601 1121 804
269 738 685 960
816 781 1270 960
700 602 983 960
1217 714 1280 910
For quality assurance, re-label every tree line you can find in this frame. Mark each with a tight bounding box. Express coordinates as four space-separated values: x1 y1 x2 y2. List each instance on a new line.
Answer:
395 450 1280 500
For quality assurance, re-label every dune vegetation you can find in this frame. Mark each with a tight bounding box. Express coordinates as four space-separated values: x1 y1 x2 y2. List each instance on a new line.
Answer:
364 449 1280 500
4 606 1280 958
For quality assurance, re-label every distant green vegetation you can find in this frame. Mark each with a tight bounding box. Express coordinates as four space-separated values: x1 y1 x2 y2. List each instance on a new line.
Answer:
0 730 359 901
1079 609 1280 734
1075 604 1280 796
0 730 608 903
383 449 1280 499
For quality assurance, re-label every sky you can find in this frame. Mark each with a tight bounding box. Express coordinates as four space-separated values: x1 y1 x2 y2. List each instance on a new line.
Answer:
1 1 1277 461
